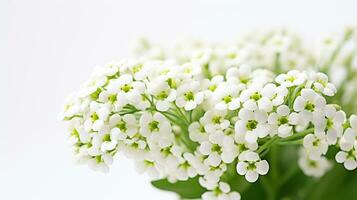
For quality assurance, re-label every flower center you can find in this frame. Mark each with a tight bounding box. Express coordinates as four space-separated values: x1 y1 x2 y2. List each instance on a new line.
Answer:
247 163 257 170
149 121 159 132
117 120 127 132
208 84 217 91
121 84 133 93
305 102 315 112
250 92 262 101
223 95 232 103
308 160 317 167
211 144 222 153
157 91 168 100
184 91 195 101
326 118 334 129
91 112 99 122
278 116 289 125
108 94 117 103
212 116 222 124
102 134 111 142
237 144 248 152
287 75 296 82
246 120 258 131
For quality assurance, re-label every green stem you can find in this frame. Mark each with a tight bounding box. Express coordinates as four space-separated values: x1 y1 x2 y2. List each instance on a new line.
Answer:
278 139 303 146
257 136 280 154
280 128 314 142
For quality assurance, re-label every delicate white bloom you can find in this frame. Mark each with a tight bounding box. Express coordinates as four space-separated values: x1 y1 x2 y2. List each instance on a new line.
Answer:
139 112 173 148
307 72 337 96
199 110 230 134
107 74 147 109
268 105 295 138
236 151 269 182
176 81 204 111
275 70 306 87
188 121 209 143
313 105 345 144
147 78 177 111
303 133 329 160
235 109 270 143
226 64 252 85
213 83 243 111
293 89 326 122
61 32 357 200
298 149 331 178
336 115 357 170
240 84 273 112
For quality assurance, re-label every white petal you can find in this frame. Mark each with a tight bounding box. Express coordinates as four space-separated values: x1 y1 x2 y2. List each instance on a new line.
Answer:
344 159 357 170
245 170 259 182
256 160 269 175
335 151 347 163
236 162 248 175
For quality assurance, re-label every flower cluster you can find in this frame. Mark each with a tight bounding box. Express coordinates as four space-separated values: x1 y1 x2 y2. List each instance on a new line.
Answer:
59 27 357 200
60 55 357 199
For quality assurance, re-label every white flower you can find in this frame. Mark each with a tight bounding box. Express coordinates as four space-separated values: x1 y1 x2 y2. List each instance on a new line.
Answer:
203 75 224 97
298 149 331 178
83 102 110 132
261 83 288 107
307 72 337 96
176 81 204 111
235 109 270 143
240 84 273 112
268 105 295 138
202 182 241 200
293 88 326 122
275 70 306 87
188 121 209 143
135 155 161 178
303 133 329 160
107 74 147 109
168 155 198 182
213 83 243 111
236 151 269 182
201 128 237 164
148 78 177 111
339 115 357 151
335 146 357 170
313 105 345 144
139 112 173 148
199 110 230 134
226 64 252 85
184 151 210 175
109 113 138 138
336 115 357 170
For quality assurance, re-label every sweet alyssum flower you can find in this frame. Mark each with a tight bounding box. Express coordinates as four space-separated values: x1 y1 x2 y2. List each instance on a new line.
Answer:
60 27 357 200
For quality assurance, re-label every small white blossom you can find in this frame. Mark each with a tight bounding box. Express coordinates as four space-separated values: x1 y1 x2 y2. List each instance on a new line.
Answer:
268 105 295 138
176 81 204 111
236 151 269 182
235 109 270 143
298 149 331 178
303 133 329 160
275 70 306 87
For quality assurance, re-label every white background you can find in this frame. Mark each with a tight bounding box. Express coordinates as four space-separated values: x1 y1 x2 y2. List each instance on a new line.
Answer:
1 0 356 199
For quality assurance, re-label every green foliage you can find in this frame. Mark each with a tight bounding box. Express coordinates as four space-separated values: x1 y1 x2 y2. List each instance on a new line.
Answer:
151 177 206 199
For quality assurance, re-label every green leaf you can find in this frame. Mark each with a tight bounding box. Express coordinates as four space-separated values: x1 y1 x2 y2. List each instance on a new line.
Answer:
151 177 206 199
